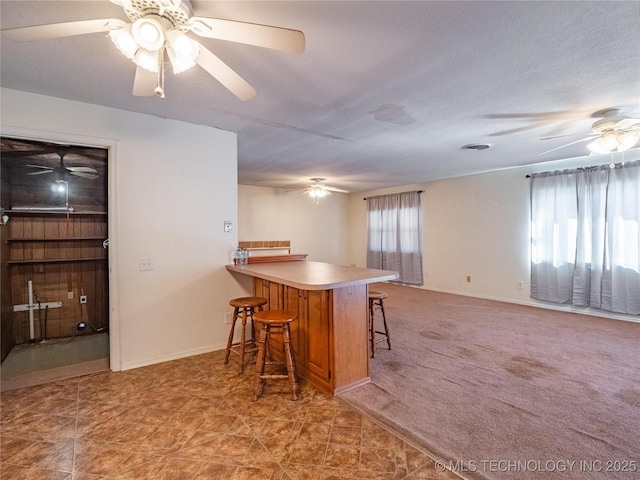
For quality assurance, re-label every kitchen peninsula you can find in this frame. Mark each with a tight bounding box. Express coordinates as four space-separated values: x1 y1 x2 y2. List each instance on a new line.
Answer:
226 261 398 395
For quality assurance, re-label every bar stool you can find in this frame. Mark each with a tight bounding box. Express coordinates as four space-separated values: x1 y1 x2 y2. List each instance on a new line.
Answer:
369 290 391 358
225 296 268 373
252 309 299 401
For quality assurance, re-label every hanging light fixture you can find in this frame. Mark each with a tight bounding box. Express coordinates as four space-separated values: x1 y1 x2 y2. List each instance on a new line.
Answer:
307 184 328 204
109 13 200 91
587 129 640 154
131 17 164 51
166 29 200 73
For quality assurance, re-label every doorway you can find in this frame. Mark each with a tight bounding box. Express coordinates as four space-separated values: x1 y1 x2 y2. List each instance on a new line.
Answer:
1 137 109 391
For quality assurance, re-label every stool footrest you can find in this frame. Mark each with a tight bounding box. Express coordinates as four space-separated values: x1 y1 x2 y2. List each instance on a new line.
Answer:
253 310 299 402
228 345 258 356
224 299 265 374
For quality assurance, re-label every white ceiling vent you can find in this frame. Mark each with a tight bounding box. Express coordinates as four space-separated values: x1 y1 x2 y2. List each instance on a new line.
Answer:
461 144 491 151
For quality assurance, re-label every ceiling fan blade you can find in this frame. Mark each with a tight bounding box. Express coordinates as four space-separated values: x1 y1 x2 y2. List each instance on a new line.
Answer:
195 46 257 101
189 17 305 54
537 137 595 156
66 166 98 173
69 171 99 179
27 170 54 176
325 186 349 194
615 118 640 130
2 149 52 157
25 164 53 170
540 132 592 141
132 66 156 97
2 18 127 42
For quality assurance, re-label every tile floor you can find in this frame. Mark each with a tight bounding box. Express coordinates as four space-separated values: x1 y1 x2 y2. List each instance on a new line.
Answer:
1 350 461 479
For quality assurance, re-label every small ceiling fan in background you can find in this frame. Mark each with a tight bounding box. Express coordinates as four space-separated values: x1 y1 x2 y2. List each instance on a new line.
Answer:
538 108 640 156
288 178 349 204
26 151 100 180
1 0 305 100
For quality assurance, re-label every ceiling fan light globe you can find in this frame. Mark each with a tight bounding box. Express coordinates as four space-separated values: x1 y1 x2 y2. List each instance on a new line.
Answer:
135 48 160 72
602 131 619 151
587 137 611 155
167 47 196 73
51 180 66 193
616 131 640 151
132 17 164 51
110 26 137 59
167 29 197 57
167 30 199 73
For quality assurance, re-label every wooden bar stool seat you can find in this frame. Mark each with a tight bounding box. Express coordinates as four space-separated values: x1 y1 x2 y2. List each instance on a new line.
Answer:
369 290 391 358
224 296 267 373
252 309 299 401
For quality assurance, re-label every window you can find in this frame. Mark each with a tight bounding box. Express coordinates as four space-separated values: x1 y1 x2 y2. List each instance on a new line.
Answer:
530 161 640 315
366 191 423 285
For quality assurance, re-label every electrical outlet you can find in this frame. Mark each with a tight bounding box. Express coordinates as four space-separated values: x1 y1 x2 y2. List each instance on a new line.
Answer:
80 295 87 304
138 257 154 271
224 312 232 324
466 275 471 283
67 292 74 299
517 281 524 289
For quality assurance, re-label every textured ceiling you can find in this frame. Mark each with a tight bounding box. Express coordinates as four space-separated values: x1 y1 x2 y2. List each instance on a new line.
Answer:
1 1 639 193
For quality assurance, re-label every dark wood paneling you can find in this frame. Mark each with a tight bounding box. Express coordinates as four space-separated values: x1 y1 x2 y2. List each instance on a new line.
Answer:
1 138 108 351
6 214 108 343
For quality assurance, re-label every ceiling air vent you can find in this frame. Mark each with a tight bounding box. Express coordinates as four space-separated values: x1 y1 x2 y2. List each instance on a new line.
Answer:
461 144 491 151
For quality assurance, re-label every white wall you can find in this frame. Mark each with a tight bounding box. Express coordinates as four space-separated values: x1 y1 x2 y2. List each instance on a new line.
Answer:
1 88 246 370
238 184 349 265
237 155 640 322
347 151 640 322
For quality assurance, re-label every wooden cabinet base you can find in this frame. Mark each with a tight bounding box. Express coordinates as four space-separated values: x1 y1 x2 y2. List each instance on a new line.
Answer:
253 278 370 395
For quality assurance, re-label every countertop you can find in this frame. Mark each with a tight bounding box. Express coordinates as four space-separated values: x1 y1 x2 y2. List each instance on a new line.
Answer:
226 261 398 290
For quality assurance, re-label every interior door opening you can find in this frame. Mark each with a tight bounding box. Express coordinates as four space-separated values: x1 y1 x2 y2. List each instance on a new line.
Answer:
0 137 109 391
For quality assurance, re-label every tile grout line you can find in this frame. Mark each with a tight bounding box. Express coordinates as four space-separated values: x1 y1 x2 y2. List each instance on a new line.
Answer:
71 378 80 479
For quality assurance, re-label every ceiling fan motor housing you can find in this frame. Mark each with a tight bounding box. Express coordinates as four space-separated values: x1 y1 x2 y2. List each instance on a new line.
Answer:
123 0 194 27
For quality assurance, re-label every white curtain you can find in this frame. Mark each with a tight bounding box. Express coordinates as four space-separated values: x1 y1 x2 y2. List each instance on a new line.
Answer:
366 191 423 285
530 161 640 315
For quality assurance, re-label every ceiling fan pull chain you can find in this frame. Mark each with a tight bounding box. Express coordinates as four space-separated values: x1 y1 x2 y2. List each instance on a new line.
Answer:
154 52 165 98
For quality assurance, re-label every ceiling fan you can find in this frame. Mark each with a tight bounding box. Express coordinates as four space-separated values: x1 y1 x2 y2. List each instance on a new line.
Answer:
26 151 99 180
289 178 349 204
538 108 640 156
1 0 305 101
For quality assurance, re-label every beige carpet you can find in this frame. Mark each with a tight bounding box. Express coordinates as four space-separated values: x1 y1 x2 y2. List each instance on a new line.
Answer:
340 283 640 480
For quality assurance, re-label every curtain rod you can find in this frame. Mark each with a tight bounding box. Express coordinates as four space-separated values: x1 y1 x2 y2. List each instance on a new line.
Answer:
363 190 423 200
526 159 639 178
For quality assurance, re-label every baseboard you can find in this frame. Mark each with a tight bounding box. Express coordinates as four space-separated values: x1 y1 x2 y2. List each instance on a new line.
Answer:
118 343 226 371
408 285 640 324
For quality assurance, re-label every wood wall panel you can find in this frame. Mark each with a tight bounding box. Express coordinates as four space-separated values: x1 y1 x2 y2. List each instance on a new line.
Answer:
6 214 108 344
9 257 108 343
